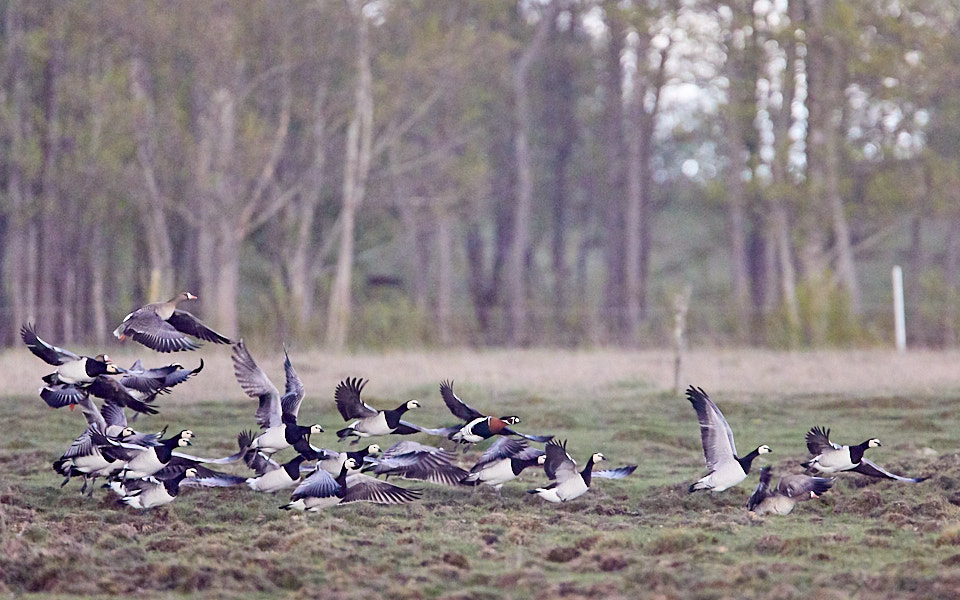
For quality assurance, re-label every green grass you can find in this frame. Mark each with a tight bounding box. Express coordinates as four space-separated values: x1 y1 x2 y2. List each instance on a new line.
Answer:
3 353 960 599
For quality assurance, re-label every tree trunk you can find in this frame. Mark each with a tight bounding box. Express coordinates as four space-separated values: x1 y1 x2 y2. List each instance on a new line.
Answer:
435 208 453 345
507 0 557 346
326 1 373 349
944 215 960 347
601 2 626 340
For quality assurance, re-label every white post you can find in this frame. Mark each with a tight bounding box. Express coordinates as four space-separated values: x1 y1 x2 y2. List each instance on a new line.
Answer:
892 265 906 352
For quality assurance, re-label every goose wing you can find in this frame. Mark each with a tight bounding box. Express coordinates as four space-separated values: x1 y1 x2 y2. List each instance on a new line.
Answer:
291 468 341 501
499 427 554 443
393 420 460 437
850 458 927 483
167 309 232 344
543 439 577 483
472 438 540 472
371 441 467 486
439 380 483 421
121 360 202 394
279 348 305 419
87 376 159 416
232 340 282 429
121 311 203 353
154 457 247 487
40 384 89 410
100 400 128 429
341 473 423 504
335 378 377 420
686 386 738 469
593 465 638 479
20 323 81 365
805 426 841 455
776 473 835 498
748 466 773 511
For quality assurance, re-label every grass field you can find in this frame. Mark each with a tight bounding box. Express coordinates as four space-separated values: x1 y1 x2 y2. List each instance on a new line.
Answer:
3 346 960 599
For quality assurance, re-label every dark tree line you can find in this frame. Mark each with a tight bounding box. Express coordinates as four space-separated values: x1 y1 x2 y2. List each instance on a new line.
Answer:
1 0 958 350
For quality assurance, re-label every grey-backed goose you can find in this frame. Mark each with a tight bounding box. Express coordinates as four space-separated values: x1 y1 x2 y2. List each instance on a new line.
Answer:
334 377 422 442
112 292 232 352
280 458 422 512
363 441 468 486
461 437 545 493
748 466 834 515
439 380 553 445
686 386 771 493
802 426 926 482
119 359 204 407
529 439 637 503
41 375 159 416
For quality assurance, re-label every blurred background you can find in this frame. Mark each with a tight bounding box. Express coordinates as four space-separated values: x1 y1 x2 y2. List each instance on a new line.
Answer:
0 0 957 351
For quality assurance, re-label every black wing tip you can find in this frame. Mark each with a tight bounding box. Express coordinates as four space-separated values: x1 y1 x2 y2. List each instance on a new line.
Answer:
685 385 710 404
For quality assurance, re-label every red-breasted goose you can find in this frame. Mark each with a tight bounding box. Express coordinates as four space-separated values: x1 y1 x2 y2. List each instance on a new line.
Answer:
334 378 423 442
439 380 553 445
802 426 927 482
529 439 637 503
280 458 422 512
686 386 771 493
748 466 834 515
363 441 468 486
112 292 232 352
461 437 545 493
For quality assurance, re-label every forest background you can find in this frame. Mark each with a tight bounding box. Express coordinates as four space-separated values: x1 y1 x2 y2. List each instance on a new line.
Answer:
1 0 957 351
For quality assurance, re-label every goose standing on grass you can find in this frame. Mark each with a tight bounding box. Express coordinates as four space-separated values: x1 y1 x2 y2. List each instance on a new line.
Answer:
226 341 323 457
438 380 553 445
280 457 423 512
802 426 927 482
529 439 637 503
113 292 232 352
334 377 423 442
461 437 546 494
686 385 772 493
747 466 834 516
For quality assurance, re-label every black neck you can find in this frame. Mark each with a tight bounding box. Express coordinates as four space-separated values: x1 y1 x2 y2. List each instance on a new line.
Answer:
393 403 411 415
164 471 188 495
581 456 596 486
737 448 761 474
850 441 872 464
157 436 181 462
283 455 306 479
86 359 110 377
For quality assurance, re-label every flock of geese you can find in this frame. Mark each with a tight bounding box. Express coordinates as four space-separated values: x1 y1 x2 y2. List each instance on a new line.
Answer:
20 292 928 515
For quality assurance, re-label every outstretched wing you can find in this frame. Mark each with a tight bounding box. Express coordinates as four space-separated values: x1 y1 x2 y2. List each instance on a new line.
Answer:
123 311 202 353
473 437 540 472
776 473 835 498
280 348 305 419
851 458 927 483
87 376 159 416
593 465 638 480
291 468 341 501
805 426 840 455
167 309 232 344
335 378 377 420
21 323 81 365
371 441 467 486
232 340 281 429
439 380 482 421
686 386 737 469
500 427 554 443
342 473 423 505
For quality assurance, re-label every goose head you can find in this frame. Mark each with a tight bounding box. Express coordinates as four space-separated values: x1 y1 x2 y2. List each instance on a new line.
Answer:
367 444 382 455
309 423 325 435
867 438 881 448
537 455 547 466
343 457 359 470
757 445 772 454
405 400 421 410
184 467 199 478
591 452 606 464
500 416 521 425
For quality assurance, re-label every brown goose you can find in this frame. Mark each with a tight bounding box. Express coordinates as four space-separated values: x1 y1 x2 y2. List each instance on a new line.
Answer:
112 292 232 353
